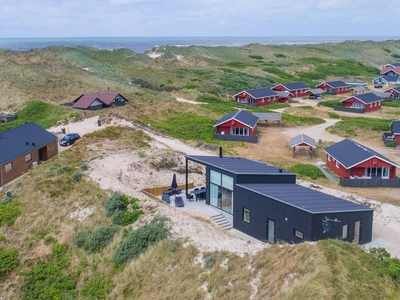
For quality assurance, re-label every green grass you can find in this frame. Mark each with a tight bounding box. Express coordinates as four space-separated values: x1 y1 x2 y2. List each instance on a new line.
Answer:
319 99 341 108
225 62 258 68
217 72 274 94
0 100 73 132
288 163 326 180
382 100 400 107
331 116 392 137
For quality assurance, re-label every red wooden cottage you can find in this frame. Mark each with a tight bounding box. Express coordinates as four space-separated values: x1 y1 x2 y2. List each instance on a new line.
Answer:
234 87 279 106
272 81 309 98
384 86 400 100
324 138 400 187
316 81 348 95
339 92 382 113
380 67 400 76
214 110 259 143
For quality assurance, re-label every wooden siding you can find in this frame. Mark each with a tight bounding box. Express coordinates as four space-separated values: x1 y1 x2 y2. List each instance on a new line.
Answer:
235 92 278 107
316 83 348 95
326 155 349 178
214 134 258 143
216 120 257 136
340 177 400 188
341 97 381 112
272 85 309 97
0 140 58 186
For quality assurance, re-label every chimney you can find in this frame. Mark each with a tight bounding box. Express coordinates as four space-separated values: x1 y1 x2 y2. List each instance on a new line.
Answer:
279 168 283 173
219 146 223 158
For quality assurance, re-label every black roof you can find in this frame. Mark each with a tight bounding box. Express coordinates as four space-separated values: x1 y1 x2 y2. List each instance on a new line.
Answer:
381 75 400 82
320 80 347 88
214 110 259 128
0 122 57 165
185 155 294 175
324 138 399 169
391 120 400 134
235 87 277 98
342 92 382 104
237 183 373 214
274 81 309 90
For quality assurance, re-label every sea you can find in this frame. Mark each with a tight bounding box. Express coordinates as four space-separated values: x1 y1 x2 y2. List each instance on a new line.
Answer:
0 36 399 54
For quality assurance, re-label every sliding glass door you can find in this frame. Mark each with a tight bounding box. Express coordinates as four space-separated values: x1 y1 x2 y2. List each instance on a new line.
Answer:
209 170 233 214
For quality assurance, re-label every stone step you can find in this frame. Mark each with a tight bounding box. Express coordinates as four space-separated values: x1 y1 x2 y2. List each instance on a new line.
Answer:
210 213 232 230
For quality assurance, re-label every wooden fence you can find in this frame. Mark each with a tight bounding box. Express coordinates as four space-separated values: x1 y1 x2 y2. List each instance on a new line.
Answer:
214 134 258 143
142 182 195 196
340 177 400 188
334 106 365 113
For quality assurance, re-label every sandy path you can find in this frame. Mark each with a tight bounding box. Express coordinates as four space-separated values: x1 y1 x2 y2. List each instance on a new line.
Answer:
175 97 206 105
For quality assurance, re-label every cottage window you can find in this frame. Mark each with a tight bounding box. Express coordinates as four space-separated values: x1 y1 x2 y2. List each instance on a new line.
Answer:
5 163 12 172
327 155 331 162
342 224 349 239
25 153 32 162
336 161 339 168
366 167 389 178
231 127 249 136
209 170 234 214
243 208 251 223
294 229 304 239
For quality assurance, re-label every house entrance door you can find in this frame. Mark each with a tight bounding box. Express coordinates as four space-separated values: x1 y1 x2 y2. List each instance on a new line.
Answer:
354 221 361 244
266 219 275 244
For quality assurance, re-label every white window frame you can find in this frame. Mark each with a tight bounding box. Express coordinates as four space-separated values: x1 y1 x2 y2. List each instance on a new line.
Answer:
336 161 339 168
342 224 348 239
5 162 12 172
327 155 331 162
25 153 32 162
294 229 304 239
243 208 250 223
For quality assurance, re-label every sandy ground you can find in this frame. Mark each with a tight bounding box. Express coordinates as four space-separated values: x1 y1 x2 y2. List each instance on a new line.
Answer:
50 110 400 258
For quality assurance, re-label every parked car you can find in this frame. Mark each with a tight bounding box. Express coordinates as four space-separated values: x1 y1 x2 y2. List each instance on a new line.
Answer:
278 98 290 103
374 83 383 88
59 133 81 146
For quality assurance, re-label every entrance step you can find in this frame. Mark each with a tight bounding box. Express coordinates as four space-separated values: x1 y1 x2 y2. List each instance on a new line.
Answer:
210 213 232 230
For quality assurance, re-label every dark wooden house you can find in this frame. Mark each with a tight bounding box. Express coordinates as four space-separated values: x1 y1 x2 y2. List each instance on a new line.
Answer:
324 138 400 187
0 122 58 188
316 81 348 95
214 110 259 143
185 154 373 244
72 91 128 110
272 82 309 98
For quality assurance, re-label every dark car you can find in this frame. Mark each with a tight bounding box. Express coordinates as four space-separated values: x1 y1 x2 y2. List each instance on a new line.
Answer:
374 83 383 88
59 133 81 146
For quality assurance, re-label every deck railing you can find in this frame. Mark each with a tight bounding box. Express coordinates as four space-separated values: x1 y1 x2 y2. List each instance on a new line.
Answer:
340 176 400 187
334 106 365 113
214 134 258 143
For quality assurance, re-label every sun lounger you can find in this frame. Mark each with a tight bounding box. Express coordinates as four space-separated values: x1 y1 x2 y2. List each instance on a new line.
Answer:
161 193 171 204
175 196 184 207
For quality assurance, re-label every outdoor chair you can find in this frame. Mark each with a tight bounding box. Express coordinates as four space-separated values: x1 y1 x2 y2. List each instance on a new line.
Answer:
186 193 194 202
175 196 184 207
161 193 171 204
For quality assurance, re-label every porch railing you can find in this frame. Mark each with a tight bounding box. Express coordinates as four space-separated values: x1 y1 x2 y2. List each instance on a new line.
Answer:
340 176 400 187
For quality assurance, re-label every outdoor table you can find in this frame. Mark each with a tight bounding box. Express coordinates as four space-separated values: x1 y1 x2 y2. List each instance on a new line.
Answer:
190 188 206 201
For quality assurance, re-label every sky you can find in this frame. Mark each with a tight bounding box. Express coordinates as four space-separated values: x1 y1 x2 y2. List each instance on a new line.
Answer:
0 0 398 37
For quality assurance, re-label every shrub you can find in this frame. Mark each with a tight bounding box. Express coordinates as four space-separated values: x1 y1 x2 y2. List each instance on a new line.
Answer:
105 192 125 217
369 247 400 280
71 172 84 181
288 164 326 180
43 236 57 245
386 142 397 147
391 54 400 59
86 226 119 254
328 112 340 119
0 202 21 226
248 55 263 60
45 171 55 178
112 208 143 226
113 221 169 265
204 255 216 269
106 193 143 225
21 243 75 299
74 231 89 248
0 248 20 275
274 54 287 58
56 166 70 174
80 272 115 299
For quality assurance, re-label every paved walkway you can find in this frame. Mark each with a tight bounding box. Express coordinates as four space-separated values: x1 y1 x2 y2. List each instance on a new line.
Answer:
362 237 390 252
315 161 339 184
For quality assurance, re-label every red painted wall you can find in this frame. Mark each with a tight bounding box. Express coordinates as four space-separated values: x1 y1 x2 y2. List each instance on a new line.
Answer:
395 136 400 146
317 83 348 94
272 85 309 97
216 120 257 136
235 92 277 106
341 97 381 112
326 154 397 178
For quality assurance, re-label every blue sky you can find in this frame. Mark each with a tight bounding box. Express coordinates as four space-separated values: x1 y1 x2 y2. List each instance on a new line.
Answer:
0 0 397 37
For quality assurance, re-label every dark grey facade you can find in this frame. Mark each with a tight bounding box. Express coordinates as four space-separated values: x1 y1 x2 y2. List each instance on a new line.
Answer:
185 155 373 245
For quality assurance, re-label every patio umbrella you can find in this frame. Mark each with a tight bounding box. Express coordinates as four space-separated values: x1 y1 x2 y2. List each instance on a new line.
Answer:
171 173 178 189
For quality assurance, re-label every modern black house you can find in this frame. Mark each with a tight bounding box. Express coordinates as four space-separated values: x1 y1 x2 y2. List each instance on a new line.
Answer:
185 154 373 244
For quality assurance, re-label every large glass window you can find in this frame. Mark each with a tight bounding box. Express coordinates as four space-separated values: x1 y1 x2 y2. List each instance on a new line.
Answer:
342 224 349 239
231 127 249 136
365 167 390 178
209 170 233 214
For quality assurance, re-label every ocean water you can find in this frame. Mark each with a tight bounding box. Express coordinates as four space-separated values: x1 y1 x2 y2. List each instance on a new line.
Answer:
0 36 399 54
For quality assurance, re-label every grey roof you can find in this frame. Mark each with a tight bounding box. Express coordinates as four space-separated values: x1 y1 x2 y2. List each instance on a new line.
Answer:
381 75 400 82
319 81 347 88
214 110 259 128
324 138 400 169
274 81 309 90
185 155 294 175
371 91 391 99
390 120 400 135
0 122 57 165
252 113 281 121
349 86 365 92
237 183 373 214
308 88 325 94
341 92 382 104
234 87 277 99
290 134 316 148
275 91 291 98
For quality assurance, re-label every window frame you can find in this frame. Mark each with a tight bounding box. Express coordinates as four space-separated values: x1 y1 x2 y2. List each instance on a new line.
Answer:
342 224 349 239
243 208 251 223
5 162 12 172
25 153 32 162
294 229 304 239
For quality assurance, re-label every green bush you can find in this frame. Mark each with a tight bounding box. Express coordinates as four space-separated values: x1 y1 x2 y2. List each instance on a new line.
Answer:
56 165 70 174
328 112 340 118
386 142 397 148
113 221 169 266
86 226 119 254
0 202 21 226
80 272 115 299
71 172 84 181
106 192 125 217
274 54 287 58
204 255 216 269
105 193 143 226
0 248 20 275
288 164 326 180
369 247 400 280
391 54 400 59
248 55 263 60
45 171 55 178
74 231 89 248
225 62 257 68
21 243 75 300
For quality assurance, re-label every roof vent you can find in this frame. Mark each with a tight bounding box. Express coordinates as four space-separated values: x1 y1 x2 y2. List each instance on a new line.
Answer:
26 142 29 145
279 168 283 173
32 142 35 146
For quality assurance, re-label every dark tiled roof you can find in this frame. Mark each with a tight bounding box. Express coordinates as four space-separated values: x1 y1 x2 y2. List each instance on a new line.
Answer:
274 81 309 90
0 122 57 165
319 80 347 88
72 91 127 109
214 110 259 128
381 75 400 82
341 92 382 104
391 120 400 134
237 183 373 214
290 134 316 148
324 138 399 169
234 87 277 98
185 155 293 175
